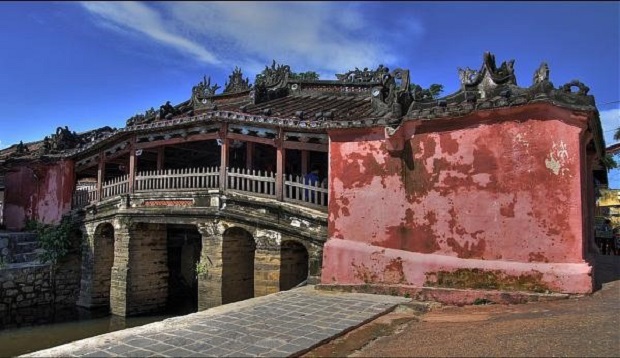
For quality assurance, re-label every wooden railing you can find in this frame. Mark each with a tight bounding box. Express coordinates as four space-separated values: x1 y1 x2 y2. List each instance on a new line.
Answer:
226 167 276 198
73 166 328 210
102 174 129 199
284 174 328 207
72 184 99 209
135 167 219 192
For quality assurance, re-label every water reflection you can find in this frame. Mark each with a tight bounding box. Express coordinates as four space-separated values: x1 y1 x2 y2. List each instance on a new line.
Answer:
0 304 178 357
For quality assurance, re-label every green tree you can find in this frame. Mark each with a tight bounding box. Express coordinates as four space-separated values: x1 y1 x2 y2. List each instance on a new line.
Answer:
602 153 618 171
409 83 444 100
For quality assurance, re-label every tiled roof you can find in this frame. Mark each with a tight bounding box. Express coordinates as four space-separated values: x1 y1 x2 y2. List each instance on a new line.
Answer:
219 94 386 121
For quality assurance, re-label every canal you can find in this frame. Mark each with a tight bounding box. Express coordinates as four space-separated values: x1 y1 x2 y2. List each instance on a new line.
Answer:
0 304 191 357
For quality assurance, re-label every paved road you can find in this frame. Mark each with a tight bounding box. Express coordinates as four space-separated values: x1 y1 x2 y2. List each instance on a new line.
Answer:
305 280 620 357
22 286 409 357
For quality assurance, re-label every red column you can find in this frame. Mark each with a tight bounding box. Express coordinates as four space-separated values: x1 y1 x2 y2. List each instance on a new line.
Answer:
96 152 105 201
128 137 136 193
156 147 164 171
219 123 228 190
276 128 285 201
301 150 308 175
246 142 254 170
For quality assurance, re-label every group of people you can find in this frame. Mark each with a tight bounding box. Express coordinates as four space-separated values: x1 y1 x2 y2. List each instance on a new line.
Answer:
596 219 620 255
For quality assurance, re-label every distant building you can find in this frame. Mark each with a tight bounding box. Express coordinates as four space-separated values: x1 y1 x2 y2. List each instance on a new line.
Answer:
0 53 608 316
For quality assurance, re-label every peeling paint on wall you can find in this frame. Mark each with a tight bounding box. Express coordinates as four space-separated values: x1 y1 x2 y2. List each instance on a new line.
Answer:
324 106 591 294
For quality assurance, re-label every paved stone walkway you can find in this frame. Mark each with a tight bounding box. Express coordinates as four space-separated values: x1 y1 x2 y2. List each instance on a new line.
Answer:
23 286 409 357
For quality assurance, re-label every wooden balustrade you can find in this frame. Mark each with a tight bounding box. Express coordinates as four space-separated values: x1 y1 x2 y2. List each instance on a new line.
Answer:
226 167 276 198
284 174 328 207
73 166 327 209
135 167 219 192
72 184 99 209
101 174 130 199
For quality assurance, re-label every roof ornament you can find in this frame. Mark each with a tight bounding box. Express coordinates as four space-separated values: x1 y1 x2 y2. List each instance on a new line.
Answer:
532 62 550 85
458 67 478 88
158 101 179 120
15 141 29 155
126 108 156 127
255 60 291 88
192 76 221 107
370 67 411 119
223 67 251 93
336 65 387 83
253 60 292 104
559 80 590 96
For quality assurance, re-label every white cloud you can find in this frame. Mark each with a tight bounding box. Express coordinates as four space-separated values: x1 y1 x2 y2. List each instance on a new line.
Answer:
80 1 220 65
80 1 422 79
600 108 620 147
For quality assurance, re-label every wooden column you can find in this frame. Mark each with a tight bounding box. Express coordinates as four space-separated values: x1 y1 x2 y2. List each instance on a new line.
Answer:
96 152 105 201
301 150 309 175
219 123 229 190
246 142 254 170
276 128 285 201
156 147 164 171
128 137 136 193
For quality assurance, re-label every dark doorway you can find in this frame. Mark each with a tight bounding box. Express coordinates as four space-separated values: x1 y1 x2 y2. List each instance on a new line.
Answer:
166 224 202 314
279 241 309 291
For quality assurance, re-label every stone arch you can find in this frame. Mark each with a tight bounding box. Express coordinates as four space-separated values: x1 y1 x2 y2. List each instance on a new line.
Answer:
222 226 256 304
91 222 115 308
279 240 309 290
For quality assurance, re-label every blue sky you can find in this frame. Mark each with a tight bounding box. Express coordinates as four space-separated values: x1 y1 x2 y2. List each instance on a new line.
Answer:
1 1 619 183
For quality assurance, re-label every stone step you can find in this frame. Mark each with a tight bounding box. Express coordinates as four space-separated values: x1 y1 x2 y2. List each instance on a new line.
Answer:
14 241 41 254
22 252 41 262
0 232 39 244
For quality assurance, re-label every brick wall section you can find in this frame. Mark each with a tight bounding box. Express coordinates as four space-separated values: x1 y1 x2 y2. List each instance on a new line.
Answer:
126 223 168 316
221 227 255 304
254 229 281 297
0 256 81 328
54 254 82 305
0 265 52 313
92 225 114 307
110 224 130 316
198 232 223 311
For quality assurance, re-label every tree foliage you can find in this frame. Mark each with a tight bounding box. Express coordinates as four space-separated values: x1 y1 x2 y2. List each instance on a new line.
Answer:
602 153 618 172
409 83 444 100
25 216 74 265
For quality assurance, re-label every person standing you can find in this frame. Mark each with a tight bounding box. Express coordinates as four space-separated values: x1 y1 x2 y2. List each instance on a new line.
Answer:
304 164 320 202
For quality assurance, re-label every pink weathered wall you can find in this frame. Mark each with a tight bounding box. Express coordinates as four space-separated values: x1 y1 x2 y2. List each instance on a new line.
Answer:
322 104 594 294
4 160 75 230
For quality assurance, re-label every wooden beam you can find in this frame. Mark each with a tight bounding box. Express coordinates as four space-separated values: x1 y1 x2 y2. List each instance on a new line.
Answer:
283 141 328 152
104 148 130 162
135 132 219 149
227 132 276 146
